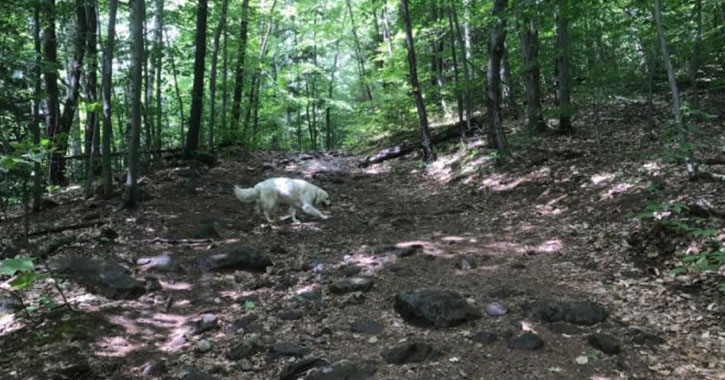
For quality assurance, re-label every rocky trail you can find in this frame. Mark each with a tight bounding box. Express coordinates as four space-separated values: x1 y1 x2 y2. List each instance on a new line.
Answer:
1 129 724 379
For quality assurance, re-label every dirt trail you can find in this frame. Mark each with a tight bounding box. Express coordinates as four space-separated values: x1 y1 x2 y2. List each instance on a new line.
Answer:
1 145 721 379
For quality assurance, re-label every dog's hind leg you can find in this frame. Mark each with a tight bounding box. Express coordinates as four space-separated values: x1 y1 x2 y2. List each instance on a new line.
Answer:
301 203 328 220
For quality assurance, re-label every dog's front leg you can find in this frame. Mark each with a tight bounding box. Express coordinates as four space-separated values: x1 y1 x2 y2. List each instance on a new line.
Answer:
288 207 300 223
301 203 328 220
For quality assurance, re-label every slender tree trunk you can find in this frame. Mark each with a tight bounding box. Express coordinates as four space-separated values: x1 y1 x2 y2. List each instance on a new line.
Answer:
208 0 229 149
400 0 433 162
230 0 250 136
296 107 302 150
486 0 509 155
49 0 89 185
326 38 342 151
382 6 394 57
143 18 153 151
153 0 163 151
84 0 100 197
517 3 546 132
101 0 118 196
346 0 374 101
500 42 514 109
450 1 472 132
165 30 184 147
555 0 573 134
32 5 43 211
689 0 703 82
184 0 209 157
448 7 463 127
221 14 228 141
653 0 697 178
124 0 144 208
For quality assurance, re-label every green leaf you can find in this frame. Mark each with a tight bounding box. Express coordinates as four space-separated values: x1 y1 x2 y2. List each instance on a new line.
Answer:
243 300 255 310
0 257 35 276
9 271 36 290
669 267 688 276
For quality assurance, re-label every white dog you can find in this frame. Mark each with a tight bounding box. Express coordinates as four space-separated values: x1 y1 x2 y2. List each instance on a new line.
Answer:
234 178 331 223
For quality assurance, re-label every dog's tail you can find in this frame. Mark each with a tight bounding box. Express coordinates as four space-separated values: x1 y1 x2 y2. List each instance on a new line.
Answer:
233 185 259 203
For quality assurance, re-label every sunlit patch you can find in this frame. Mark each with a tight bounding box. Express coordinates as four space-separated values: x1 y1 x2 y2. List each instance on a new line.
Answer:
396 240 446 257
602 183 633 199
536 204 565 216
0 313 21 336
479 167 550 192
534 239 563 253
161 280 193 290
362 163 390 175
95 336 139 357
441 235 466 243
590 172 614 185
642 161 661 174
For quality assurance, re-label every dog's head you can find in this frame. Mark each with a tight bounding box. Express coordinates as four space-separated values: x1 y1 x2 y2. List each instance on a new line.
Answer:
315 189 331 208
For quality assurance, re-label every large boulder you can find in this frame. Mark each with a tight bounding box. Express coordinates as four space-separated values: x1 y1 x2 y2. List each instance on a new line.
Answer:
192 246 272 272
394 289 481 328
54 258 144 299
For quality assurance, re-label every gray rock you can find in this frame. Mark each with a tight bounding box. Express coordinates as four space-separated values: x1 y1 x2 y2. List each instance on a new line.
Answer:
455 257 477 270
193 246 272 272
484 302 508 316
382 343 436 364
588 333 621 355
137 254 180 272
196 339 212 352
350 319 384 335
306 360 371 380
194 314 219 335
510 332 544 350
268 342 310 360
141 360 167 377
279 357 329 380
470 331 498 345
394 289 481 328
54 258 144 299
329 277 373 295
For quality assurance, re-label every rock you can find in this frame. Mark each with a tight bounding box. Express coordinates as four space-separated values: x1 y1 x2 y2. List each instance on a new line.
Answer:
342 265 362 277
382 342 436 364
510 332 544 350
470 331 498 345
193 221 219 239
526 300 608 326
306 360 371 380
278 310 303 321
141 360 167 377
53 258 144 299
137 254 180 273
588 334 621 355
329 277 373 295
394 289 481 328
267 343 310 360
192 246 272 272
484 302 508 317
350 319 384 335
194 314 219 335
279 357 329 380
296 288 322 301
179 366 219 380
303 258 326 273
227 335 262 361
562 301 608 326
630 329 665 346
388 265 415 277
548 322 583 335
196 339 212 352
455 257 477 270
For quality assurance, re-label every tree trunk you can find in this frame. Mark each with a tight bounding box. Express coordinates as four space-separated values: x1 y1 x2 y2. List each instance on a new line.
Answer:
143 18 153 151
486 0 509 155
221 12 228 141
400 0 433 162
124 0 145 208
450 1 472 132
326 38 341 151
653 0 697 178
346 0 374 101
101 0 118 196
689 0 703 82
500 42 514 109
84 0 100 197
517 2 546 132
555 0 573 134
153 0 164 151
48 0 89 185
184 0 209 158
230 0 250 135
447 6 463 127
382 6 394 57
165 30 184 147
32 5 43 211
208 0 229 149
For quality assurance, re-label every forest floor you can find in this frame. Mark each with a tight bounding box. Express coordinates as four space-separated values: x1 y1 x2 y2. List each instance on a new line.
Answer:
1 99 725 380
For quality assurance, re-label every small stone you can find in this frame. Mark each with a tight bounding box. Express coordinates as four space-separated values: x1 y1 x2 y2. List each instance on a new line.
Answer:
329 277 374 295
456 257 477 270
484 302 508 316
278 310 303 321
470 331 497 345
267 342 310 360
194 314 219 335
141 360 167 377
510 332 544 350
382 342 436 364
196 339 212 352
588 333 621 355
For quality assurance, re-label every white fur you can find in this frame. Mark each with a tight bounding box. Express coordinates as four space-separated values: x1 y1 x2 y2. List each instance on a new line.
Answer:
234 178 331 223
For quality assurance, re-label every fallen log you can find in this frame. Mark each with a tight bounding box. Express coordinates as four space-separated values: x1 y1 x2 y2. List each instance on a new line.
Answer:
359 117 481 167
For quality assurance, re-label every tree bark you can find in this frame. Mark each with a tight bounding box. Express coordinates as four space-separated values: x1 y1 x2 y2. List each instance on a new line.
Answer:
555 0 573 134
32 4 43 211
100 0 117 197
400 0 433 162
184 0 209 157
326 38 342 151
517 2 546 132
653 0 697 178
84 0 100 197
208 0 229 149
124 0 145 208
689 0 703 82
230 0 250 136
486 0 510 155
447 6 463 127
48 0 89 185
449 1 473 132
221 10 228 141
165 30 184 147
346 0 374 101
153 0 164 151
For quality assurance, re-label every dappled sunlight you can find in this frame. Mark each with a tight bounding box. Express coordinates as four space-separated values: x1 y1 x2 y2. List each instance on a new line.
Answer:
590 172 615 185
362 163 390 175
601 182 634 200
94 336 140 357
534 239 563 253
161 280 193 290
479 167 550 192
395 240 447 257
642 161 662 175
